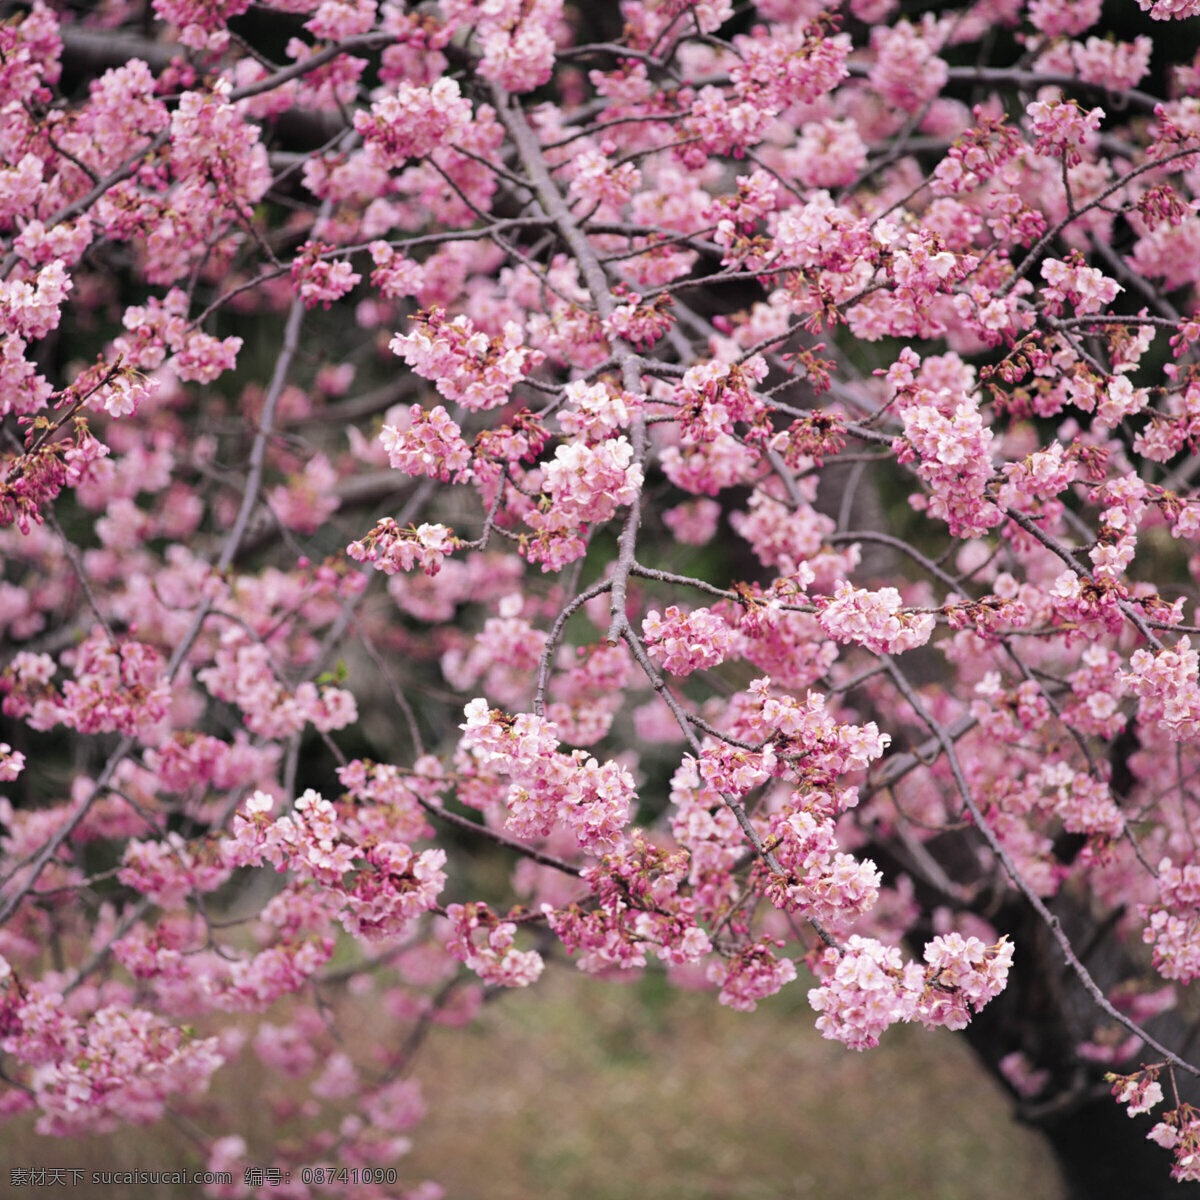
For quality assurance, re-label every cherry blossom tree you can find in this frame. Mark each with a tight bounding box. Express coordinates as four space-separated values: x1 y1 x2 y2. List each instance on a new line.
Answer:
5 0 1200 1195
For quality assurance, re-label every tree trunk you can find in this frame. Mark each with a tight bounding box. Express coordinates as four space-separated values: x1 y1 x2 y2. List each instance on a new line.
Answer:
959 898 1200 1200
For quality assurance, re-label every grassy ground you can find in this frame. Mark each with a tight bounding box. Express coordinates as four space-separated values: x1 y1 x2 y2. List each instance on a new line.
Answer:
407 969 1065 1200
5 966 1066 1200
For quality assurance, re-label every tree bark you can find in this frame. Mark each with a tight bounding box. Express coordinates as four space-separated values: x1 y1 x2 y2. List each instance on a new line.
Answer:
961 897 1200 1200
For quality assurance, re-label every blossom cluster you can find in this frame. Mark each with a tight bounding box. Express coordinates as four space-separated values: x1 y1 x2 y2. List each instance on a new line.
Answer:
348 519 459 577
354 78 473 166
380 404 474 483
895 400 1001 538
545 838 712 975
642 605 738 676
1 630 170 737
748 679 891 786
809 934 1014 1050
222 790 448 941
444 902 544 987
1125 638 1200 742
390 311 545 411
1027 98 1104 166
707 941 798 1012
196 630 358 739
524 436 643 568
443 0 561 93
459 699 634 854
1143 859 1200 983
816 582 936 656
766 807 882 925
0 967 224 1136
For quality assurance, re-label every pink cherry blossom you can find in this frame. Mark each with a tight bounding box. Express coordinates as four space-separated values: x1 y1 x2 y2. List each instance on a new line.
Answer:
391 311 544 411
643 605 738 676
7 2 1200 1190
354 78 473 167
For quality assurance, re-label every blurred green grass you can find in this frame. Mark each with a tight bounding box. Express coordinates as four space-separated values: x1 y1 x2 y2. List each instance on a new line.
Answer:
5 967 1065 1200
412 967 1066 1200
